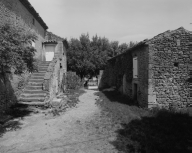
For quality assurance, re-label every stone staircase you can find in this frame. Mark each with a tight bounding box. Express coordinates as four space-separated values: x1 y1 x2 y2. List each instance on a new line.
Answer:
19 61 51 105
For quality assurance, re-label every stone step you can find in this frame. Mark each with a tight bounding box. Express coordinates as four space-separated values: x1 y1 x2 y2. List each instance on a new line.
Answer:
38 69 48 72
38 68 48 71
18 101 48 106
20 93 47 98
38 65 49 68
27 82 43 86
39 65 50 67
38 65 49 69
24 90 47 94
19 97 45 102
31 76 45 79
37 70 47 73
40 62 50 64
40 61 51 64
28 79 44 83
32 73 46 76
25 86 42 90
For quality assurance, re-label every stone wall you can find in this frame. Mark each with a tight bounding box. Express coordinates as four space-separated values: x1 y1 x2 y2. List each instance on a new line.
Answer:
99 51 133 98
100 27 191 108
0 0 47 61
148 27 191 108
0 0 48 112
188 34 192 106
43 41 67 101
0 74 17 112
131 45 149 107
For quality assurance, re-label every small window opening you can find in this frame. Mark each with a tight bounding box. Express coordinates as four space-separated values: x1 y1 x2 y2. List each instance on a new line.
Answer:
133 83 138 101
176 39 180 46
32 18 35 25
174 62 179 67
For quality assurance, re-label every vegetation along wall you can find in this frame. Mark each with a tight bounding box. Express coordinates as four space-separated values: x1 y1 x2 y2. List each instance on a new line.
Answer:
0 0 48 61
0 0 48 112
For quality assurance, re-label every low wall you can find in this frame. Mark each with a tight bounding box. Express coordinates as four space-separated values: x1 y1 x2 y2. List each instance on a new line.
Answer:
0 72 31 112
99 51 133 97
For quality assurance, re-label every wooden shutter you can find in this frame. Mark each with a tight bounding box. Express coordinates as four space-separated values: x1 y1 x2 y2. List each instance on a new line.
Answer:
133 57 138 78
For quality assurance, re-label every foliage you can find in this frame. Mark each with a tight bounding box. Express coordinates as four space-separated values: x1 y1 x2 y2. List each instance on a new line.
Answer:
0 23 37 75
67 33 137 79
66 72 83 90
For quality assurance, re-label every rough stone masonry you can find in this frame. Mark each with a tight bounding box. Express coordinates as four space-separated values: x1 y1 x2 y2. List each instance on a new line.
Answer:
100 27 191 109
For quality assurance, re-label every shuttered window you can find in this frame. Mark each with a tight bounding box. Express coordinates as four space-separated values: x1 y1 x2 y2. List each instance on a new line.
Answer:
133 56 138 78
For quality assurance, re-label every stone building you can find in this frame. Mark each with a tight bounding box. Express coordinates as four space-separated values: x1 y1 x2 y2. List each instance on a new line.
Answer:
100 27 191 109
0 0 48 60
0 0 68 111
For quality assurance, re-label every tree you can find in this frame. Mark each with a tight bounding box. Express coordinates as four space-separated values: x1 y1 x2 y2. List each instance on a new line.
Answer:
67 32 137 79
109 41 119 57
118 43 129 54
67 34 92 79
0 23 37 75
129 41 136 48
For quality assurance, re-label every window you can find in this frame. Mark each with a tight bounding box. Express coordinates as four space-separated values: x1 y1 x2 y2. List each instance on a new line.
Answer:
32 18 35 25
133 56 138 78
174 62 179 67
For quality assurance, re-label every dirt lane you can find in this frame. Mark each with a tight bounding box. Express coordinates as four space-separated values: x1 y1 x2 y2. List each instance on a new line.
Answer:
0 90 122 153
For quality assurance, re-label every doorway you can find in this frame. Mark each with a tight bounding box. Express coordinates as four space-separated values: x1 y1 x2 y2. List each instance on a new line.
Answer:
133 83 138 101
44 43 57 61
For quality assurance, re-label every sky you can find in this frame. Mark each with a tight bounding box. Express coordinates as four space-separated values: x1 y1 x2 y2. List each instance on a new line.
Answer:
28 0 192 44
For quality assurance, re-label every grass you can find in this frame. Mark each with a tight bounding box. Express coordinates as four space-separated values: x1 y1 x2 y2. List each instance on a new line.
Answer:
98 89 192 153
64 88 86 108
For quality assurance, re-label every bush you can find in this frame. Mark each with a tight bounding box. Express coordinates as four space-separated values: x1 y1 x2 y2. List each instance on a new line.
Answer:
0 23 37 75
66 72 83 90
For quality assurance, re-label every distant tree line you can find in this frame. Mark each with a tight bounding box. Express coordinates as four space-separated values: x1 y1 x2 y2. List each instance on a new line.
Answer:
67 33 136 79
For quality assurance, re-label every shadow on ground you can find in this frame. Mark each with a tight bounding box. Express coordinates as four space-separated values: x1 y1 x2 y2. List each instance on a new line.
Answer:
110 110 192 153
0 103 33 137
97 89 192 153
101 89 136 106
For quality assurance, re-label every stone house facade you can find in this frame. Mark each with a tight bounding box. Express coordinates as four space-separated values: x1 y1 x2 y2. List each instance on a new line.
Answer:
100 27 191 109
0 0 48 61
0 0 48 111
0 0 68 112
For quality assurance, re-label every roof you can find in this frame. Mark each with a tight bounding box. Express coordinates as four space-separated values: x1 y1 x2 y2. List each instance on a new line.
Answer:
43 40 58 44
19 0 48 30
45 31 65 41
108 39 148 62
45 31 69 49
108 27 189 62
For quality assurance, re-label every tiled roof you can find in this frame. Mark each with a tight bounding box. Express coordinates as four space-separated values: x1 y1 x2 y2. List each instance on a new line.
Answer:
45 31 65 41
19 0 48 30
43 40 58 44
